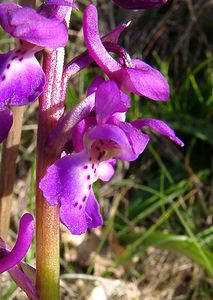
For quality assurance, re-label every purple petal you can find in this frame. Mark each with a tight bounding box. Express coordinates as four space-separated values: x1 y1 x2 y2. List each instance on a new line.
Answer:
83 4 121 76
112 112 127 122
87 76 105 96
102 22 129 43
0 49 45 106
65 50 93 78
98 159 116 182
9 266 38 300
120 59 170 101
95 80 130 124
0 3 68 48
0 106 13 143
10 7 68 48
0 3 21 34
19 262 36 285
88 124 136 161
132 118 184 146
0 213 34 273
40 152 101 234
46 93 95 155
39 3 73 22
117 121 150 159
112 0 167 10
85 190 103 229
72 117 96 152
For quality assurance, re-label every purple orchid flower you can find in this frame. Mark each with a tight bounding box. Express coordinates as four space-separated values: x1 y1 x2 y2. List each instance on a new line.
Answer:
40 80 183 235
0 213 38 299
83 4 169 102
0 1 70 142
112 0 168 10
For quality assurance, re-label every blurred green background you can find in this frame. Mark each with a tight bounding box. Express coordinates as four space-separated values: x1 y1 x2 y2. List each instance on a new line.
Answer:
0 0 213 299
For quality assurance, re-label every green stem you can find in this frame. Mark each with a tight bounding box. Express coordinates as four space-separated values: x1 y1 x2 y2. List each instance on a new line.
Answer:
36 48 65 300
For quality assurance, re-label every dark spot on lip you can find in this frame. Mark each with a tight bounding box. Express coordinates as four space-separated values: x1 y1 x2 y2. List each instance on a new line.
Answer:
19 57 23 62
12 56 18 60
96 146 100 151
15 49 21 54
82 196 87 202
73 202 78 207
79 205 82 210
92 163 94 169
6 64 10 69
87 175 90 180
1 75 6 81
88 184 91 190
83 165 88 169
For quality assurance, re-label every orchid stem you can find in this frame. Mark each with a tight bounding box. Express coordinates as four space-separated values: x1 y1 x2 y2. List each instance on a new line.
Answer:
36 48 65 300
0 106 25 241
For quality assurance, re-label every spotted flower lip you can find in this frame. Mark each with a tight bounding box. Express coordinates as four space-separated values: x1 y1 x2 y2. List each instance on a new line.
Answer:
0 2 68 48
83 4 169 101
40 79 183 235
0 106 13 143
112 0 168 10
0 213 37 299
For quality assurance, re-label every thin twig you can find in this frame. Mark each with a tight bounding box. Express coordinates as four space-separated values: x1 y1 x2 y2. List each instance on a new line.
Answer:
0 106 25 241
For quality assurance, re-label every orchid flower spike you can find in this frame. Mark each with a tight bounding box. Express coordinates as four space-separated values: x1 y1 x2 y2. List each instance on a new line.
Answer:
83 4 169 102
0 213 38 299
112 0 168 10
0 1 70 142
40 79 183 235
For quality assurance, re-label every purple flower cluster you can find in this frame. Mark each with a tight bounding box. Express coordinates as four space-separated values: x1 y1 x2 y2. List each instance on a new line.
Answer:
40 4 183 235
0 1 183 297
